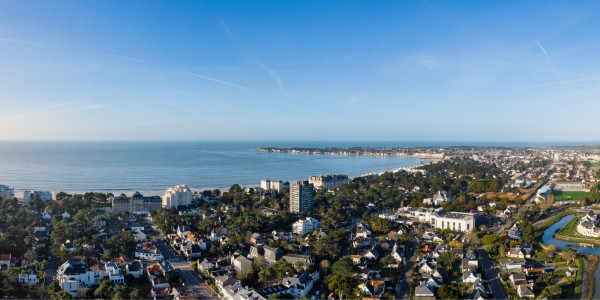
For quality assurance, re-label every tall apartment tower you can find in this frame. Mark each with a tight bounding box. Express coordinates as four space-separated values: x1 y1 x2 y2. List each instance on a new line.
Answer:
289 180 314 213
163 185 193 208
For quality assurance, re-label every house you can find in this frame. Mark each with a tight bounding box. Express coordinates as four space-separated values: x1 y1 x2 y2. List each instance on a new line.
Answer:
135 247 164 261
57 261 96 297
517 284 535 298
41 209 52 220
432 191 451 206
510 273 527 286
351 255 362 264
363 247 379 260
18 268 40 285
198 259 215 272
504 262 524 272
419 263 435 275
282 272 318 298
293 217 319 235
63 240 76 253
460 259 478 273
507 246 532 258
90 264 107 284
126 261 144 278
264 246 283 262
62 211 71 218
391 243 404 262
358 280 385 298
282 254 313 267
507 224 522 240
146 264 166 281
232 255 253 278
0 253 16 269
424 275 441 289
253 284 290 299
105 262 125 284
215 275 240 294
177 225 191 238
356 227 372 239
461 271 481 283
134 230 147 242
112 255 133 266
415 281 435 298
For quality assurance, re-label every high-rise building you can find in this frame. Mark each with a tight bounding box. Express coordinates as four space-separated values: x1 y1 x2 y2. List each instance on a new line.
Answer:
0 185 14 201
309 174 350 190
261 179 283 193
163 185 193 208
289 180 313 213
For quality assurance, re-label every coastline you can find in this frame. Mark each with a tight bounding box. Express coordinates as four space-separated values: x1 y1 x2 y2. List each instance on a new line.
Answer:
9 158 432 197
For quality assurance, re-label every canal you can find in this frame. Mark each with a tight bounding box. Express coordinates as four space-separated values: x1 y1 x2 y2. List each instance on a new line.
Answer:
543 214 600 299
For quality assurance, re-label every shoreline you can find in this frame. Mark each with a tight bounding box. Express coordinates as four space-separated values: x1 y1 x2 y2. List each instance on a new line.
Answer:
9 160 433 197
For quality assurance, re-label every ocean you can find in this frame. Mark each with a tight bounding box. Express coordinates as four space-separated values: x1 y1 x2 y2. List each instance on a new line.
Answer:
0 140 594 195
0 141 428 195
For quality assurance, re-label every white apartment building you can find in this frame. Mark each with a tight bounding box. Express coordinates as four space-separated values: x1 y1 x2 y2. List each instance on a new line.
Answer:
261 179 283 193
57 261 96 297
163 184 193 208
293 217 319 235
309 174 350 190
0 185 14 201
402 207 476 233
23 191 53 202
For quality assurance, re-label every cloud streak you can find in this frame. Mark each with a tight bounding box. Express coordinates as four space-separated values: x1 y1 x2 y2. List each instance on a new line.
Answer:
184 71 261 92
254 60 286 92
535 40 566 87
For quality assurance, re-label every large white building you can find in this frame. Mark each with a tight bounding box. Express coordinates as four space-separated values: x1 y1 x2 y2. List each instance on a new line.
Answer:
261 179 283 193
577 211 600 237
23 191 53 202
163 185 193 208
402 207 476 233
0 185 14 201
293 217 319 235
309 174 350 190
57 261 96 297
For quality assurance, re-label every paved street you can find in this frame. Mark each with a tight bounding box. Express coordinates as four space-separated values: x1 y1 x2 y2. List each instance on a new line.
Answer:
155 238 217 299
477 248 508 300
396 240 417 299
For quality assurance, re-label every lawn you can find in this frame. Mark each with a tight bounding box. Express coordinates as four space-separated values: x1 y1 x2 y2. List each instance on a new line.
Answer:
552 191 591 201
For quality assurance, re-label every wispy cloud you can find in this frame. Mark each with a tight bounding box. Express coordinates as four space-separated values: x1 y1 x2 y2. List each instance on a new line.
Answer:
512 77 600 91
184 71 261 92
254 60 286 92
0 38 42 45
535 40 566 87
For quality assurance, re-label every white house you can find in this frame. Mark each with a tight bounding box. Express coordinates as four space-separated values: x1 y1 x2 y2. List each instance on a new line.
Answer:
135 230 147 242
135 247 164 261
105 263 125 284
292 217 319 235
18 270 40 285
57 261 96 297
282 272 318 298
62 211 71 218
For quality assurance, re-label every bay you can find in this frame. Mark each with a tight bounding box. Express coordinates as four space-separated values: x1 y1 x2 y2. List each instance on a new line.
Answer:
0 141 429 194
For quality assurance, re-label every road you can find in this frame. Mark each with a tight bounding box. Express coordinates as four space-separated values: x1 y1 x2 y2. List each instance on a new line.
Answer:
396 240 418 299
156 238 217 299
477 248 508 300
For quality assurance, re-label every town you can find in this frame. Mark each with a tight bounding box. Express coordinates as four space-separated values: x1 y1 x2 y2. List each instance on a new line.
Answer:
1 146 600 300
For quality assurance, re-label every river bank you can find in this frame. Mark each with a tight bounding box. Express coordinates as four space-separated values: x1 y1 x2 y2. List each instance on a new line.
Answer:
542 214 600 299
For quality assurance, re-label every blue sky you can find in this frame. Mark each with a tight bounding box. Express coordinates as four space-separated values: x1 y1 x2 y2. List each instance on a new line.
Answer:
1 1 599 141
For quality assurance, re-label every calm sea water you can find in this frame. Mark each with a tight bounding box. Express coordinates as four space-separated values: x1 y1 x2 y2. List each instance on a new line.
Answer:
0 141 594 195
0 141 427 194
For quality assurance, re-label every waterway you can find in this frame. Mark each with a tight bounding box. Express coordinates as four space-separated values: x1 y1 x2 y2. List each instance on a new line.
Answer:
543 214 600 299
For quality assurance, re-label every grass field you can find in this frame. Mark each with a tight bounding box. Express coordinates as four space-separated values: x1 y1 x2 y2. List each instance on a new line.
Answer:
552 191 591 201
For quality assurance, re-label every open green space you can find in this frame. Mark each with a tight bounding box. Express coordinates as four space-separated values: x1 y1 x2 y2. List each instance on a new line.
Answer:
552 191 591 201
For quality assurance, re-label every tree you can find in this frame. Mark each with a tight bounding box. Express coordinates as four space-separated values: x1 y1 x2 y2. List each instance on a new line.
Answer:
437 251 458 270
332 257 359 277
325 274 355 300
53 291 72 300
191 261 198 270
94 280 114 299
130 289 143 300
560 248 577 264
438 284 459 299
